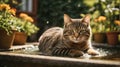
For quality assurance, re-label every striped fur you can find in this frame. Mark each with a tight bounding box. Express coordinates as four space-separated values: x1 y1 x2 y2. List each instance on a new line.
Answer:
38 14 99 57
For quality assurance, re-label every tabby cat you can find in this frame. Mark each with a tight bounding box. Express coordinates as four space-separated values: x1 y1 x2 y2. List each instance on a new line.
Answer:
38 14 99 57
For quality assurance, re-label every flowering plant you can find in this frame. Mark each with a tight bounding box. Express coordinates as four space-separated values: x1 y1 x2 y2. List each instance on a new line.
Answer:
104 1 120 32
0 3 19 35
15 13 39 36
90 0 120 33
0 3 39 36
91 16 107 33
113 20 120 31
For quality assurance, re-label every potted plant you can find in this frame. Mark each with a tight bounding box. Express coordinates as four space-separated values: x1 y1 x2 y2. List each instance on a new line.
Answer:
90 0 120 45
103 0 120 45
13 13 39 45
91 16 107 43
106 20 120 45
0 3 19 49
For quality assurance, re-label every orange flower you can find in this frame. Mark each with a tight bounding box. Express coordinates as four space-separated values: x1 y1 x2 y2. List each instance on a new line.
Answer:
98 16 106 22
19 13 34 22
114 20 120 26
25 16 34 22
0 4 10 11
94 19 98 22
8 8 16 15
19 13 28 18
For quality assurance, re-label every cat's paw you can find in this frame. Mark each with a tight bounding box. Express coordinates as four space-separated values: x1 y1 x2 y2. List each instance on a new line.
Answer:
69 50 84 57
87 48 99 56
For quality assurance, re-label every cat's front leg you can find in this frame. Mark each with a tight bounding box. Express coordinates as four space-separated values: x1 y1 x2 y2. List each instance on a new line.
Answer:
86 41 99 55
52 48 83 57
69 49 84 57
87 48 99 55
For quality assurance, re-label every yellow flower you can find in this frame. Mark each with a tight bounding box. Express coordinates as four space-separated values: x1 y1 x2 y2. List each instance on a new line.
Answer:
19 13 28 18
98 16 106 22
0 4 10 11
19 13 34 22
114 20 120 26
25 16 34 22
94 19 98 22
8 8 16 15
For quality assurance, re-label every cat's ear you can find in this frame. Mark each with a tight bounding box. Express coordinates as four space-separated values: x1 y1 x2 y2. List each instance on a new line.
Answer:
64 14 72 25
82 14 91 25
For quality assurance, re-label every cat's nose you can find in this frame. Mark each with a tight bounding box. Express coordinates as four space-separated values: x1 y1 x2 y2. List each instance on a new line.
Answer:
76 37 80 40
73 37 80 43
73 37 79 41
75 33 79 38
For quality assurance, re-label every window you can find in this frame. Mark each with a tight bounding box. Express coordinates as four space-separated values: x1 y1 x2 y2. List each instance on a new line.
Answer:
17 0 37 16
21 0 33 12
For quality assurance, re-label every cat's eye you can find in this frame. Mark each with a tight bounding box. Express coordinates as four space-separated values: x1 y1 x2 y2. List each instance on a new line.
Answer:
79 30 86 35
63 33 67 36
82 30 86 32
67 30 74 35
63 30 73 36
79 32 82 35
70 31 74 35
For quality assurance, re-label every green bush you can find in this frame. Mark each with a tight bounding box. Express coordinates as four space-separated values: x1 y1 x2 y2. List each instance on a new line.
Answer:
37 0 91 27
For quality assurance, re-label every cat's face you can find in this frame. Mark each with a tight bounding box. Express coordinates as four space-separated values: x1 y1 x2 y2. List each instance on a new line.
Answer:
63 14 91 44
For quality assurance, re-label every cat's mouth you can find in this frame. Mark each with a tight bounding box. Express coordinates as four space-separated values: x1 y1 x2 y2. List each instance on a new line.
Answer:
71 39 87 44
72 40 80 43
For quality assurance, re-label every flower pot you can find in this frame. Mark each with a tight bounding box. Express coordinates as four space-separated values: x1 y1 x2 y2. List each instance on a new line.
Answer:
0 29 15 49
106 32 119 45
13 32 27 45
93 33 107 43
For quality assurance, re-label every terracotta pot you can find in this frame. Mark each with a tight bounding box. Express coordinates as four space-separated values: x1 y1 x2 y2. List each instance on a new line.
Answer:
13 32 27 45
93 33 107 43
0 29 15 49
106 32 119 45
